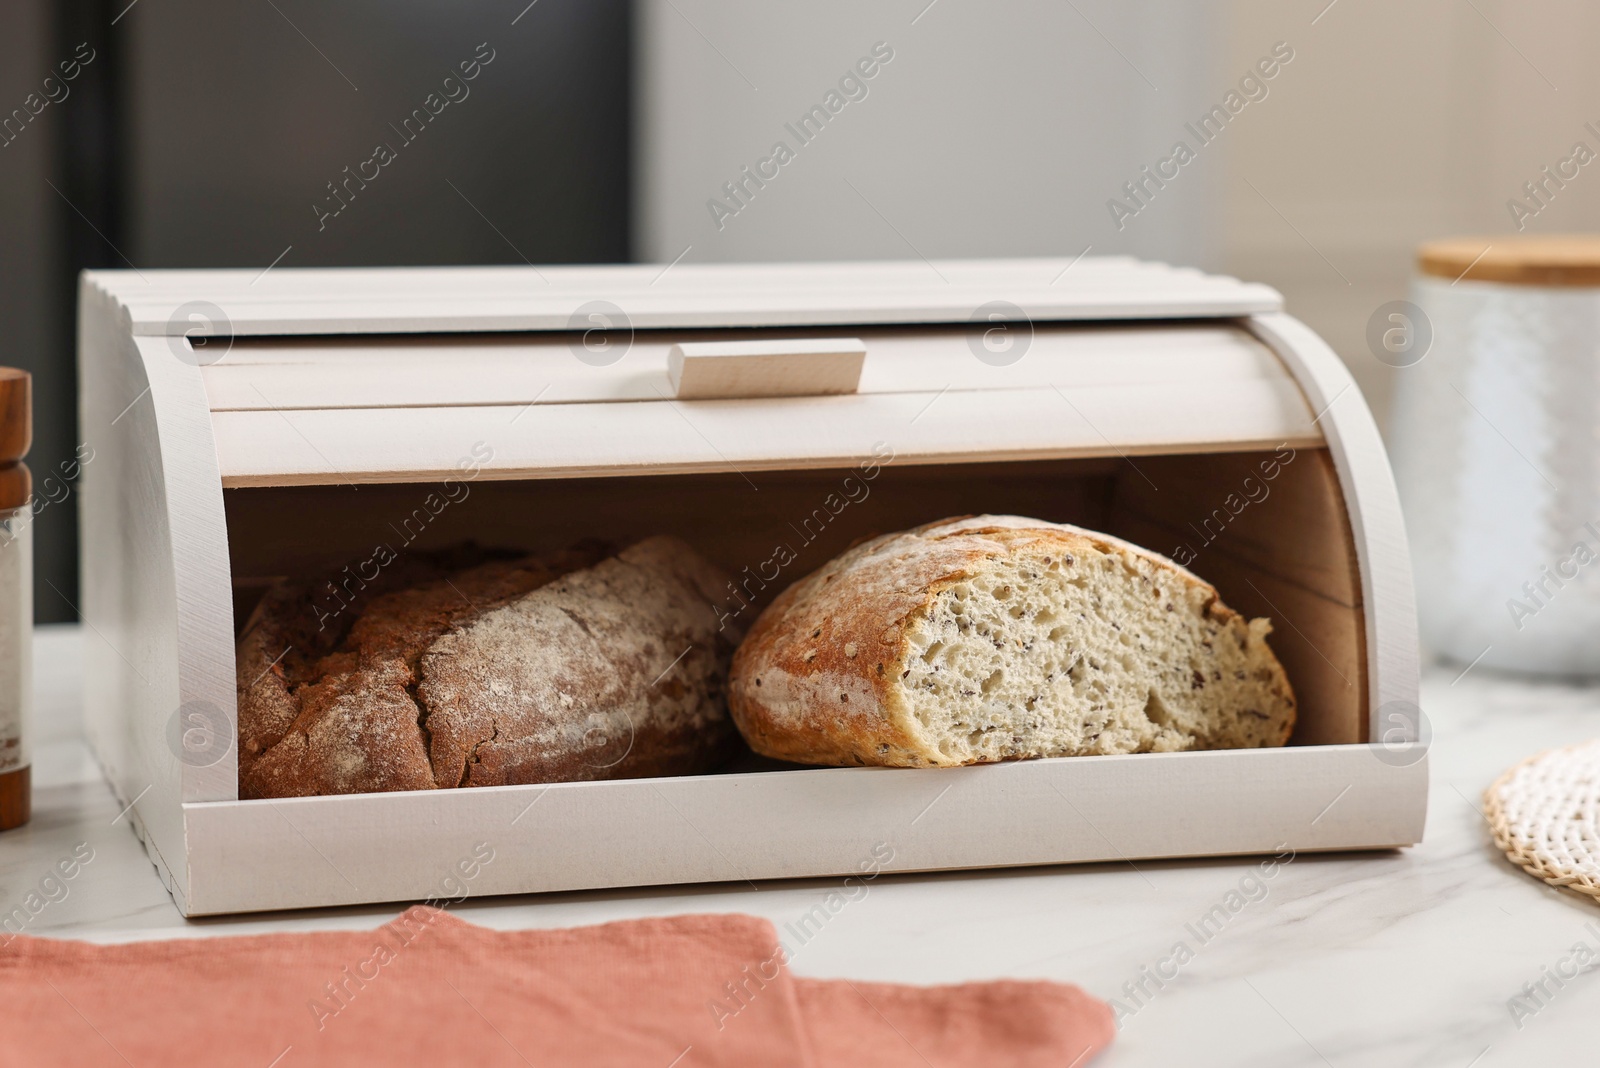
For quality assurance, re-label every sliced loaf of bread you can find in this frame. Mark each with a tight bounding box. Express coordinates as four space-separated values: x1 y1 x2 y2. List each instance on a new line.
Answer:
728 515 1296 767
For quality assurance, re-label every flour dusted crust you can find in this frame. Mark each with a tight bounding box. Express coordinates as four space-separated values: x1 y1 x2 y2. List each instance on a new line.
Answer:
237 547 507 796
727 515 1296 768
419 537 738 788
237 538 737 798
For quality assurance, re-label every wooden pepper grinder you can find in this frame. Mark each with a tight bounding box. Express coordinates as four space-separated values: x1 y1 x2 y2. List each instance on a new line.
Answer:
0 369 31 831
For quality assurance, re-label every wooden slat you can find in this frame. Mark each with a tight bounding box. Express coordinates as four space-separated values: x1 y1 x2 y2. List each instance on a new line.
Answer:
209 379 1321 488
86 257 1282 337
200 324 1296 412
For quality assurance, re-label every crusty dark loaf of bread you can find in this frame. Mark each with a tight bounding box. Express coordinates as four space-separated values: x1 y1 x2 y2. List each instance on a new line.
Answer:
237 538 738 798
728 515 1296 768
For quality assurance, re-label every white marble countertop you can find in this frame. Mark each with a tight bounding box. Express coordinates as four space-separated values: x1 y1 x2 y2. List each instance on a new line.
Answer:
7 624 1600 1066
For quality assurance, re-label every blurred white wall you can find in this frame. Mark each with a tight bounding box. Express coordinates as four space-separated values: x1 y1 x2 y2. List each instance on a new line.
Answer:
1223 0 1600 429
640 0 1600 432
636 0 1224 269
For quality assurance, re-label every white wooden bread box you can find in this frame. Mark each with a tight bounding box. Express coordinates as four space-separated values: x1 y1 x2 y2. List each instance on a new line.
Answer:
78 257 1424 917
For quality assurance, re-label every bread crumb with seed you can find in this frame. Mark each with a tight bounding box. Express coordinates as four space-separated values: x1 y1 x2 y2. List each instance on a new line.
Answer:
728 515 1296 767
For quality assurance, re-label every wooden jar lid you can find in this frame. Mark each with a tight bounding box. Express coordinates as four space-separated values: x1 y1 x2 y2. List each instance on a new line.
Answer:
0 370 30 513
0 464 28 514
0 370 28 464
1419 236 1600 286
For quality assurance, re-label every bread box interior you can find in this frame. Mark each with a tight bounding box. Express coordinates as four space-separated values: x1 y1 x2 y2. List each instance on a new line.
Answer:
226 448 1365 753
80 259 1424 915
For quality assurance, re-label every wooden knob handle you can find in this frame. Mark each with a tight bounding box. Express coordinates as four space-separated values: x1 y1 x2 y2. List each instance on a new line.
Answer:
668 338 867 399
0 369 30 465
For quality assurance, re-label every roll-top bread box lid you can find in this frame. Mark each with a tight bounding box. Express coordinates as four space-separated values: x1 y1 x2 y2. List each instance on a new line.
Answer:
78 257 1422 916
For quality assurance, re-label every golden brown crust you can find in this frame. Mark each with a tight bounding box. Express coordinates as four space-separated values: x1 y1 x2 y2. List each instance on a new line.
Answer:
728 515 1296 767
727 522 976 767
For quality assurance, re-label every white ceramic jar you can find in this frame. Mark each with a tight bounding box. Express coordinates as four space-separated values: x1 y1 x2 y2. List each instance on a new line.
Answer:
1391 237 1600 677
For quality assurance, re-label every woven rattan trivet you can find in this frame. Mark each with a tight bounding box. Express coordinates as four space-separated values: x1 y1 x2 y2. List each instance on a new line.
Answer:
1485 739 1600 902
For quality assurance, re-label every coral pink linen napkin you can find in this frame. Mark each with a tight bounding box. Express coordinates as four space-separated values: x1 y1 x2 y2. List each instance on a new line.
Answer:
0 907 1113 1067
